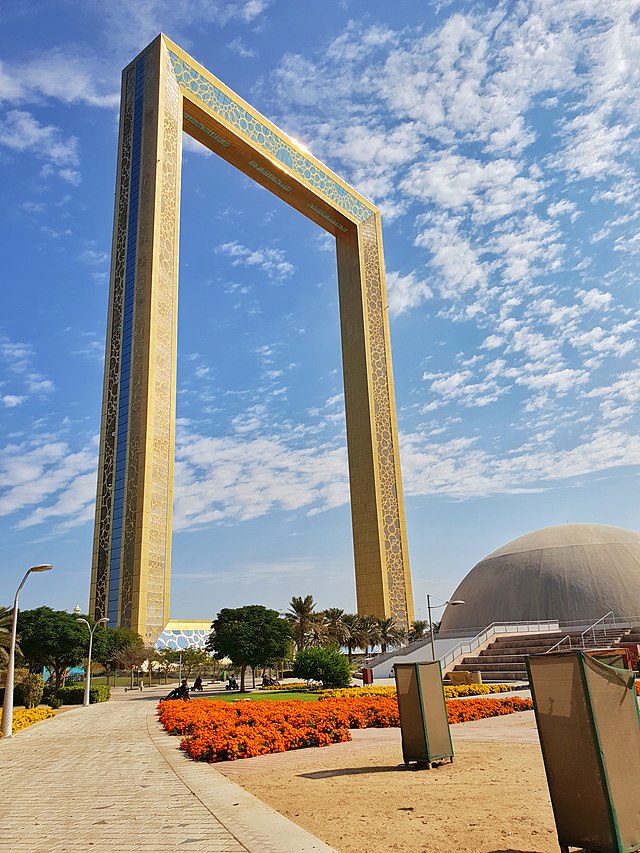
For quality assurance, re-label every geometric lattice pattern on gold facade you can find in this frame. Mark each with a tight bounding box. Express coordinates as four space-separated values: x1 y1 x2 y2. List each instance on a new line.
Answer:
90 35 414 643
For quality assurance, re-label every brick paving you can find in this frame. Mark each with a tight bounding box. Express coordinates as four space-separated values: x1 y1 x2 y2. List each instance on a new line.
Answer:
0 686 335 853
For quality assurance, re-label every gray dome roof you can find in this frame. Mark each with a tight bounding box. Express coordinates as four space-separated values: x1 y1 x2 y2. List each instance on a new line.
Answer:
439 524 640 632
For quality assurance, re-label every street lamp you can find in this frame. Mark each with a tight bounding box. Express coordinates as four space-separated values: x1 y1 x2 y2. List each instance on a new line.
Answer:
426 594 465 663
1 564 53 739
76 617 109 707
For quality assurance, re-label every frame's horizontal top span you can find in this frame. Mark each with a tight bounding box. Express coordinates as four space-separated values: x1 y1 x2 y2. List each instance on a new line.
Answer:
160 34 377 228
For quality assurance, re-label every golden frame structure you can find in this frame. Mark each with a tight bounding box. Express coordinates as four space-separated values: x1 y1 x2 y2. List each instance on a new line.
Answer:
90 35 414 643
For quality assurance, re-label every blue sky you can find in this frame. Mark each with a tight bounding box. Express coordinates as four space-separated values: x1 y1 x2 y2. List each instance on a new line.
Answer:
1 0 639 623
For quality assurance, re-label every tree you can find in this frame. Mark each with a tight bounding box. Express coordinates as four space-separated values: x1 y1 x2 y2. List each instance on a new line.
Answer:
342 613 366 662
377 617 405 653
113 639 147 689
95 627 145 685
293 646 352 689
179 648 213 679
323 608 350 648
358 614 382 654
409 620 429 642
17 607 87 686
207 606 291 692
287 595 319 652
156 648 179 684
0 605 17 663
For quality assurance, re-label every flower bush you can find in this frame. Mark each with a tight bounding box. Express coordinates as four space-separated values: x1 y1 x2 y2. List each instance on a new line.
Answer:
258 682 309 691
443 683 515 699
159 693 533 763
0 707 55 737
319 683 516 699
446 696 533 723
158 699 351 762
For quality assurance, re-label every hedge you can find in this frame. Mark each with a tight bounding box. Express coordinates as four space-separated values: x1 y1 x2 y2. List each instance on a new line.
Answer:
55 685 111 704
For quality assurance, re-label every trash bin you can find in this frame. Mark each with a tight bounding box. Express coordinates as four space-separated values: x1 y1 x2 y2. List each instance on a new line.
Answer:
362 667 373 685
527 650 640 853
394 661 453 767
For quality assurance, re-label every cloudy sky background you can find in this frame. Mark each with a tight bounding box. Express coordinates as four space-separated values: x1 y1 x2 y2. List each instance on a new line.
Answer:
1 0 639 622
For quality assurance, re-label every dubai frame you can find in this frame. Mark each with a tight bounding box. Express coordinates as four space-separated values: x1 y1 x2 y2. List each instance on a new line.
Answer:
90 35 415 643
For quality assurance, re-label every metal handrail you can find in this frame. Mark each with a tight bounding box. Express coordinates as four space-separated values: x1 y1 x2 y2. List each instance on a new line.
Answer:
546 635 572 653
439 619 559 670
581 611 615 646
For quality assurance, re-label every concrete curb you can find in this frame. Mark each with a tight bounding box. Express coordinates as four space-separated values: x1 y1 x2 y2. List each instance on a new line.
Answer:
147 703 337 853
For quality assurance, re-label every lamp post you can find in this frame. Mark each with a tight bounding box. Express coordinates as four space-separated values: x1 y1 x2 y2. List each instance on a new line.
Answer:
76 617 109 707
1 564 53 739
426 594 465 662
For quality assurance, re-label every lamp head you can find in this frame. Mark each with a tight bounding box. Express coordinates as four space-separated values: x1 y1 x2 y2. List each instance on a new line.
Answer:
29 564 53 573
448 600 465 606
76 618 90 628
98 617 110 625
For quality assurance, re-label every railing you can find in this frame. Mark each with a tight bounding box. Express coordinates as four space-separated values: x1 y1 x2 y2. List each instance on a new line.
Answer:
545 613 620 654
439 619 560 671
581 611 615 646
546 635 572 653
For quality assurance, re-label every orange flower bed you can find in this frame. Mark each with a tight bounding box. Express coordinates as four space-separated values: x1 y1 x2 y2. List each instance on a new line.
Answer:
158 699 351 762
446 696 533 723
158 694 533 763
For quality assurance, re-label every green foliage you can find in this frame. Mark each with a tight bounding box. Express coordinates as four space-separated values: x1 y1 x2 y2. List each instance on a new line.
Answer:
55 685 111 704
96 626 145 673
293 646 352 689
17 607 87 685
208 606 292 691
287 595 322 651
15 673 44 708
0 605 16 662
409 619 429 641
177 648 213 677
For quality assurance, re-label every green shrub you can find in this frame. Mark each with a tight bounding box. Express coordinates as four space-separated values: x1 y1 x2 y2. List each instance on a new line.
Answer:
15 673 44 709
293 646 352 689
48 695 62 709
56 685 111 704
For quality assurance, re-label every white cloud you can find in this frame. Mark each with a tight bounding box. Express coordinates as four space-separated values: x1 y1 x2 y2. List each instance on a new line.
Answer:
0 439 96 526
173 427 349 529
228 37 256 59
1 395 25 408
386 271 432 316
215 241 295 280
0 110 79 166
0 54 119 109
403 153 541 224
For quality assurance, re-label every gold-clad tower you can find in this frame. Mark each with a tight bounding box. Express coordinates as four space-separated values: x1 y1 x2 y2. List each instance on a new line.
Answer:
90 35 414 643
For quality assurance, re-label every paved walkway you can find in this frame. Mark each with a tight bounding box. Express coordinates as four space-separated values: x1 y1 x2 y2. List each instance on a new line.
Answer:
0 685 335 853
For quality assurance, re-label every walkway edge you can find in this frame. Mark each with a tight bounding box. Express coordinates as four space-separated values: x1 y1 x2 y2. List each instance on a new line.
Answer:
146 704 337 853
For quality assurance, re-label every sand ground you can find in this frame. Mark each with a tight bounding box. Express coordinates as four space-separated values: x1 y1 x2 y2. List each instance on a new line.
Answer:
218 710 569 853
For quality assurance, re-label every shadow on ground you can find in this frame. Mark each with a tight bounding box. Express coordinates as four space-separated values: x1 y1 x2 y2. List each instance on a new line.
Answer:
299 765 413 779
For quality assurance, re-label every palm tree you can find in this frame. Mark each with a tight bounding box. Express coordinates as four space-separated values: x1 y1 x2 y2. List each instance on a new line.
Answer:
287 595 317 652
342 613 364 662
358 614 382 654
409 619 429 642
323 608 350 648
0 606 17 663
307 616 328 647
377 617 405 653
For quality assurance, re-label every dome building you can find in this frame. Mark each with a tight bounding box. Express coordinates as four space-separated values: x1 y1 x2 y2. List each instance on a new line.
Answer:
439 523 640 632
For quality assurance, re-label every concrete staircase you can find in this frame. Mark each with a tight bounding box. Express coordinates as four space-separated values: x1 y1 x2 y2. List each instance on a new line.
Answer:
618 625 640 644
451 626 629 682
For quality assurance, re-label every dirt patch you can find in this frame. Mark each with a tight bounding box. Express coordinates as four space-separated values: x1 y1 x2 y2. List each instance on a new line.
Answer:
218 723 560 853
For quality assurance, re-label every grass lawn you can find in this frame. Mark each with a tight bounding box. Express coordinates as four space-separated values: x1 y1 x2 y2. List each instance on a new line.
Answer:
211 691 319 703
